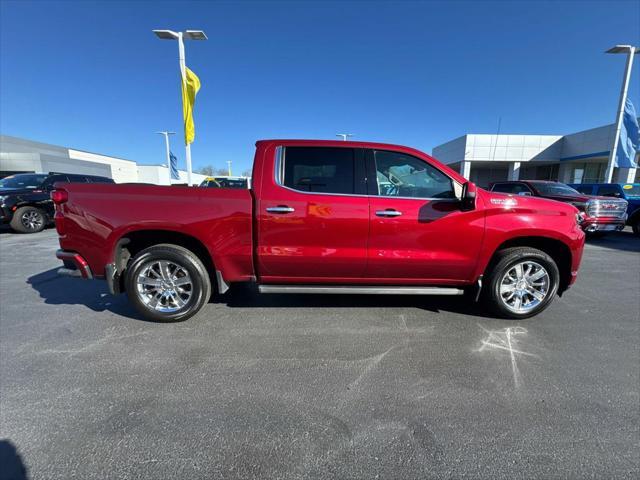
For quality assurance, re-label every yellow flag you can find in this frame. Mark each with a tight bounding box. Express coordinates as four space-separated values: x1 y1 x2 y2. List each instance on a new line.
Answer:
181 67 201 145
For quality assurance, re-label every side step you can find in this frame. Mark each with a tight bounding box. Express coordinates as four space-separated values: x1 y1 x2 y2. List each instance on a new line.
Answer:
258 285 464 295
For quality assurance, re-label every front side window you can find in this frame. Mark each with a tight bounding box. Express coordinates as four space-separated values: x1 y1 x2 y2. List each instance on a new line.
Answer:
373 150 454 199
283 147 355 194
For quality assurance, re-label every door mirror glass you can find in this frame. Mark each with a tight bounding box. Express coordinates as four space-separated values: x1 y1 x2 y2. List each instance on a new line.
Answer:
461 182 477 211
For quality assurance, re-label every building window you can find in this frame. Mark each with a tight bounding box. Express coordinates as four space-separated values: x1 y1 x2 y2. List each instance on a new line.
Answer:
571 162 606 184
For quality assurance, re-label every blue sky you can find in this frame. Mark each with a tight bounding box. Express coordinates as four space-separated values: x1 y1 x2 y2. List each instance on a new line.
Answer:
1 0 639 174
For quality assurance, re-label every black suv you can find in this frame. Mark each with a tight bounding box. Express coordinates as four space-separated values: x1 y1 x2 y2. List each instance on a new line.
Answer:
0 172 114 233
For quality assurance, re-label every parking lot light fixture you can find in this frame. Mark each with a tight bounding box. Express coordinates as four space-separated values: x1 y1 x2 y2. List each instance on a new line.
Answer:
153 29 207 186
604 45 639 183
336 133 354 141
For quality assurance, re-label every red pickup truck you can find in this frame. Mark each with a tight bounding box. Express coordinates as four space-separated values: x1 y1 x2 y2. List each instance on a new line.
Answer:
53 140 585 322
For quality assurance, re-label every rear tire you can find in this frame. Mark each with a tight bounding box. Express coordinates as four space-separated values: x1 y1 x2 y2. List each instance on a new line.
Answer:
124 244 212 322
483 247 560 319
10 206 46 233
632 218 640 236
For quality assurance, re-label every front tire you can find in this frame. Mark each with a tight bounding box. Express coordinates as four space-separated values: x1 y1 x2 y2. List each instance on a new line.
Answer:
10 206 46 233
483 247 560 319
124 244 212 322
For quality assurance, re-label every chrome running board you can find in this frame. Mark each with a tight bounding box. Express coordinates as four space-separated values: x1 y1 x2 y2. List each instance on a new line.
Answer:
258 285 464 295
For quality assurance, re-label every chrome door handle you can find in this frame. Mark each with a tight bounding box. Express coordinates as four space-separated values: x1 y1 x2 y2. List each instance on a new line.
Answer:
266 206 295 214
376 209 402 217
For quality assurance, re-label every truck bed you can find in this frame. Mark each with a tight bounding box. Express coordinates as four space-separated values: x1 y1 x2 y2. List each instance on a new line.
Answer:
55 183 254 281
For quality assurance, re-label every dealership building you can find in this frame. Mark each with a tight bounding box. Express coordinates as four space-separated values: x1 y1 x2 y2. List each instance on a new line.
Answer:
432 120 639 188
0 135 208 185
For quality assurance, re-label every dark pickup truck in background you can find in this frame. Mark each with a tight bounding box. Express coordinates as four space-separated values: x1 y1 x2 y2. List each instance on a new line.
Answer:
490 180 628 235
0 172 114 233
568 183 640 236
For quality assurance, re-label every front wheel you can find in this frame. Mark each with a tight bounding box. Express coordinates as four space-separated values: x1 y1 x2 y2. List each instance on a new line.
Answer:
124 244 212 322
483 247 560 319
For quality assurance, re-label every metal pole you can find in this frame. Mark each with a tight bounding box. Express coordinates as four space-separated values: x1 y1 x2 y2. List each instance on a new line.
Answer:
605 46 636 183
227 160 232 176
177 32 193 186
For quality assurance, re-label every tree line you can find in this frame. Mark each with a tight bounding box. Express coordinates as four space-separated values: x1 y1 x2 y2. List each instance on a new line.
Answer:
196 165 252 177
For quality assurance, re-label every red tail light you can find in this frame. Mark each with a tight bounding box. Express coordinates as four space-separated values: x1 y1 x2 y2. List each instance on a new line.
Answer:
51 189 68 204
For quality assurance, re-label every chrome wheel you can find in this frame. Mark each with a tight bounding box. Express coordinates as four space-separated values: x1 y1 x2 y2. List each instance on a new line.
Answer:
21 210 43 231
499 261 550 314
135 260 193 313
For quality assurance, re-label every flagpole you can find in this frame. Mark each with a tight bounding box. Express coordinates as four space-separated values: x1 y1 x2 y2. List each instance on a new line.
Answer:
175 32 194 186
604 45 637 184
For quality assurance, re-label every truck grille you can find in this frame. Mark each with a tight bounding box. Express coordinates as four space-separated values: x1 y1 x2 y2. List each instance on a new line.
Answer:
587 199 628 219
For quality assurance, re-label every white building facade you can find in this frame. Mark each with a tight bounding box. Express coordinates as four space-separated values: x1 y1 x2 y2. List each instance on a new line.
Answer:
0 135 207 185
432 121 639 188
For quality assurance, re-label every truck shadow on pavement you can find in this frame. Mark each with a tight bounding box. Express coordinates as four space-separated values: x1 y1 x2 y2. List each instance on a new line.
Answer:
0 439 29 480
585 230 640 253
27 268 141 320
27 269 494 321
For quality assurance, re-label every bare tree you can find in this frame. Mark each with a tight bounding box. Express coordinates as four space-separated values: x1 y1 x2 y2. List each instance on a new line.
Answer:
241 169 252 177
196 165 214 176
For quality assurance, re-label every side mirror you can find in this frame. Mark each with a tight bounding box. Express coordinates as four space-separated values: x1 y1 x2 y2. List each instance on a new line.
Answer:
461 181 477 211
602 192 621 198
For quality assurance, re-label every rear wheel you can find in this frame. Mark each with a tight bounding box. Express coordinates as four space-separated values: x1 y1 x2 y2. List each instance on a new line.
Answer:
124 244 212 322
483 247 560 319
10 206 46 233
632 218 640 236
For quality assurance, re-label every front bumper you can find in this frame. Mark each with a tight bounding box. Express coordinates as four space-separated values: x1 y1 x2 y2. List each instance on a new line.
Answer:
56 249 93 279
581 216 626 233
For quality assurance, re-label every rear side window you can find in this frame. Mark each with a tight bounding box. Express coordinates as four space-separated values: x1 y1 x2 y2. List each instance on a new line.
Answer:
283 147 355 194
67 174 88 183
87 176 114 183
492 183 531 194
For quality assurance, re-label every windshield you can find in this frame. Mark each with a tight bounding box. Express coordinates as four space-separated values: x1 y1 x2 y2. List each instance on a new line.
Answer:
621 184 640 197
0 174 48 189
533 183 580 196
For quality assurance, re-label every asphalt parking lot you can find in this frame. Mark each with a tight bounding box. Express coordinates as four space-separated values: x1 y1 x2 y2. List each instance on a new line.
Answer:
1 227 638 479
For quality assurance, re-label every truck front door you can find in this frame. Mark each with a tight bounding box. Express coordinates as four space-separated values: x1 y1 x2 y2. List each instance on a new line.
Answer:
365 149 485 283
257 145 369 281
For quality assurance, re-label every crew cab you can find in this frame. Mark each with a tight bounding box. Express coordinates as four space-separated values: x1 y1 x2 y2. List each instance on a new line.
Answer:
53 140 585 322
0 172 114 233
569 183 640 236
490 180 628 235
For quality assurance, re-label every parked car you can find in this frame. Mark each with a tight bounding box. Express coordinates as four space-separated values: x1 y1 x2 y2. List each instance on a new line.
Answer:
568 183 640 236
199 176 249 189
490 180 628 235
0 172 114 233
52 140 585 322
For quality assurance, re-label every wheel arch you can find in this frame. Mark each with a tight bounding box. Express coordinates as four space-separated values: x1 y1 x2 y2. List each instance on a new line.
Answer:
112 229 216 293
484 236 573 294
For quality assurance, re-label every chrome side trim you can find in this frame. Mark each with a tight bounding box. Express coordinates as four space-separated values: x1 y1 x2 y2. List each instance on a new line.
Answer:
258 285 464 295
216 270 230 294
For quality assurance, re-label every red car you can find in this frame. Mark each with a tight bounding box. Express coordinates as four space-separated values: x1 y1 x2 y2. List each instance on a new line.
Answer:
52 140 585 322
490 181 628 234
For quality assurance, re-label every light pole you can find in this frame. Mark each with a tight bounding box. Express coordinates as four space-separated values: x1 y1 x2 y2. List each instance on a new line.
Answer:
336 133 354 141
155 131 175 181
227 160 232 176
153 29 208 186
604 44 639 183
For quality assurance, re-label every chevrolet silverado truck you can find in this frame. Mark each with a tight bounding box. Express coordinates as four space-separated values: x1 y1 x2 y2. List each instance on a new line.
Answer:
53 140 585 322
490 180 628 235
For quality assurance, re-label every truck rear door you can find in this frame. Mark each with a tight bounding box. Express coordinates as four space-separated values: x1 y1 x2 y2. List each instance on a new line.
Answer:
256 145 369 281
